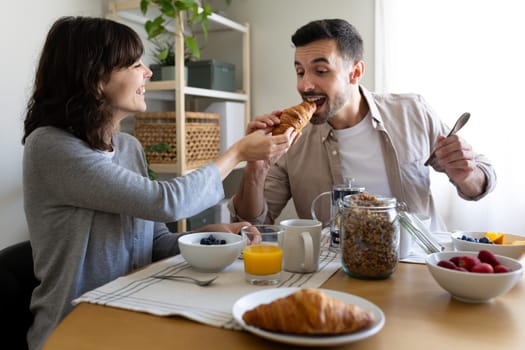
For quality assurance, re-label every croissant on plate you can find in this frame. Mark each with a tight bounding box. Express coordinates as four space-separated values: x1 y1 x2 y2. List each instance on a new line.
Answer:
271 100 317 135
242 288 375 335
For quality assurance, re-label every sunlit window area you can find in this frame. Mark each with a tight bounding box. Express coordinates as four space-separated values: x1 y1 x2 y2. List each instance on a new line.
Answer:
375 0 525 233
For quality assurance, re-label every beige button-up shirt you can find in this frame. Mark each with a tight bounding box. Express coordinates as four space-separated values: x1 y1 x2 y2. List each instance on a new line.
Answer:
230 86 496 231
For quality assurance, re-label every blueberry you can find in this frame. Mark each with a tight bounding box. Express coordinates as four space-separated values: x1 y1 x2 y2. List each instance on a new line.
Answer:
200 234 228 245
479 237 490 244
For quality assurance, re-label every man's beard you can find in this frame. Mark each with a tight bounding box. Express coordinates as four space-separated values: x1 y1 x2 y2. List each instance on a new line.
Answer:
310 113 328 125
309 93 347 125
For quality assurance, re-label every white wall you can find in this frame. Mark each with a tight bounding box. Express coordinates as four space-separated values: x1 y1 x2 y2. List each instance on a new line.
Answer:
0 0 109 250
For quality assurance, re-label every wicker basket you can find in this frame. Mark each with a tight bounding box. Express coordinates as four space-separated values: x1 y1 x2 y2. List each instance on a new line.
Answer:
134 111 220 169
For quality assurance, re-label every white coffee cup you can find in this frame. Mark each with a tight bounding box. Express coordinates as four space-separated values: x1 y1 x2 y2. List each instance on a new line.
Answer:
280 219 322 273
399 213 431 259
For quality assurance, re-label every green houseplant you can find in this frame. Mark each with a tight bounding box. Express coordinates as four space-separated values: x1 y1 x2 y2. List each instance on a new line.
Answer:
149 40 192 82
144 143 173 179
153 41 175 66
140 0 216 61
149 41 177 81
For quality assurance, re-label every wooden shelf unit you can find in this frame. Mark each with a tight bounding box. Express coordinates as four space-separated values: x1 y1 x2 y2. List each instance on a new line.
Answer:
109 0 250 231
108 0 250 175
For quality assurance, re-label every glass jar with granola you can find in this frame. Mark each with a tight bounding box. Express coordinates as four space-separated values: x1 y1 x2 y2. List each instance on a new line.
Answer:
341 193 399 279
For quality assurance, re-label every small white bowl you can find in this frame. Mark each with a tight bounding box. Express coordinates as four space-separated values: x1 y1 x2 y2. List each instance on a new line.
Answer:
179 232 243 272
426 251 523 303
451 231 525 259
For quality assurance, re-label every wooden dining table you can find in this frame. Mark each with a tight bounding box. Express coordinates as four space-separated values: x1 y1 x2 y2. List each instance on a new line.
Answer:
43 260 524 350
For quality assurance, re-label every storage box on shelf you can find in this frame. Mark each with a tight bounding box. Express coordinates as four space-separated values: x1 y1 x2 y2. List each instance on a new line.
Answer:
150 64 188 82
188 60 236 92
134 111 220 170
204 101 245 153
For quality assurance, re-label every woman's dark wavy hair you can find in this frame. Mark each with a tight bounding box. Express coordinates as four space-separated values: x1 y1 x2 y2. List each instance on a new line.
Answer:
291 19 363 63
22 16 144 150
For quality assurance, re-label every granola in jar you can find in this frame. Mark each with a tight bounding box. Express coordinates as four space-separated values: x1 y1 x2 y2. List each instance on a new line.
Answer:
341 193 399 279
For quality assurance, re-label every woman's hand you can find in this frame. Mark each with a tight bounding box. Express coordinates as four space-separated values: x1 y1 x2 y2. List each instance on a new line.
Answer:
237 112 301 172
236 128 297 163
245 111 282 135
212 112 299 180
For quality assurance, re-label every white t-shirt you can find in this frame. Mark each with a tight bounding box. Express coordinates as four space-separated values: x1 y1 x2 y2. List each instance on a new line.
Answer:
100 150 115 159
334 113 393 197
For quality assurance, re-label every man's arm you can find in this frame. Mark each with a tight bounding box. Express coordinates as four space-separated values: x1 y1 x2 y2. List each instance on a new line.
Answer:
233 161 269 219
231 113 298 221
453 165 487 198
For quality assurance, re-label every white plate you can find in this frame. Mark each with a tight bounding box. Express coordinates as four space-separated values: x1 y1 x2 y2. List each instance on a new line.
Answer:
232 287 385 347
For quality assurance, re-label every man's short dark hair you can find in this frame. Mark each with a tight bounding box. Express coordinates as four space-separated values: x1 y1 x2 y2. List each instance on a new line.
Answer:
291 19 364 63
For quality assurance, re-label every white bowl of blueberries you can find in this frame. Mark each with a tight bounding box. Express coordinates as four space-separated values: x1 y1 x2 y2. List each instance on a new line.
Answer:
451 231 525 260
179 232 243 272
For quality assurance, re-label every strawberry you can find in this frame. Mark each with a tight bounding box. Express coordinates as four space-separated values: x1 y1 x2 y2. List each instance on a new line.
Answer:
494 264 511 273
471 262 494 273
437 260 457 270
477 250 500 267
450 255 481 271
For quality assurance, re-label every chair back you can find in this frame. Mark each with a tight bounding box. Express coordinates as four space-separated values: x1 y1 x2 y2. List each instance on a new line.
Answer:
0 241 39 350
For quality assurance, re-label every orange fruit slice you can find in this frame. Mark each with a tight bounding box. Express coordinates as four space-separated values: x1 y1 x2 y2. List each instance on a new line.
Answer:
484 232 505 244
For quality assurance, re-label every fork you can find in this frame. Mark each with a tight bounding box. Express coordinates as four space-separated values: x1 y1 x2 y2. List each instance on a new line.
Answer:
424 112 470 166
152 275 218 286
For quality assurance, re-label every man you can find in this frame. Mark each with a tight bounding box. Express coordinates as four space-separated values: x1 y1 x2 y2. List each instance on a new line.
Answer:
229 19 496 231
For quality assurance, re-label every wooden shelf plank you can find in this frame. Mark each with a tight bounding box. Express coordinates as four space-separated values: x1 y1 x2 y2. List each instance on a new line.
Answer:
145 81 248 101
112 0 249 33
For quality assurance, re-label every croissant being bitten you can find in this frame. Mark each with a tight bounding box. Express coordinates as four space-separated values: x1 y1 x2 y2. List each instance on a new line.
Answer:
271 100 317 135
242 289 375 335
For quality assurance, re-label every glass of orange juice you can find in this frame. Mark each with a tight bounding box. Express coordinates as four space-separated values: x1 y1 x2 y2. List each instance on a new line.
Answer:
241 225 284 285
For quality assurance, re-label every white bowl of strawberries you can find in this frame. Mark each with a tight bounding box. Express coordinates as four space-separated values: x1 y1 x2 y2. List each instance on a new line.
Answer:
426 250 523 303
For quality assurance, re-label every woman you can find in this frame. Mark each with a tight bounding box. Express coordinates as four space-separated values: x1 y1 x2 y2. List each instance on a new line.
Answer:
22 16 295 350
